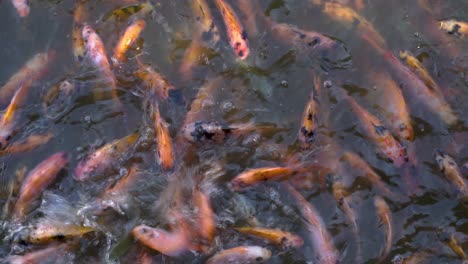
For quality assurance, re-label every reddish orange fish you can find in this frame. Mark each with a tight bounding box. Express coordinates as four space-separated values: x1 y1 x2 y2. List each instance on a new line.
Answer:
73 0 88 63
5 243 72 263
285 183 338 264
344 92 408 167
0 51 53 106
74 133 138 181
230 167 297 190
234 227 304 248
1 133 53 156
132 225 189 256
11 0 29 17
12 152 69 221
298 75 321 148
82 25 120 104
152 100 174 171
135 59 180 103
193 188 215 248
113 19 146 64
214 0 249 60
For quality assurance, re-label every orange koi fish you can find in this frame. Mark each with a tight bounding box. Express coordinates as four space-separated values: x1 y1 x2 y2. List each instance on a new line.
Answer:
342 152 394 196
234 227 304 248
5 243 72 263
345 92 408 167
11 0 29 17
73 0 88 63
285 183 338 264
74 133 138 181
2 133 53 155
214 0 249 60
14 221 94 244
373 72 414 141
298 75 321 147
399 50 441 95
132 225 189 257
82 25 120 103
152 100 174 170
439 232 467 260
362 34 457 126
231 167 299 190
113 19 146 64
207 246 272 264
0 52 53 105
193 188 215 248
332 180 358 235
434 150 467 194
0 83 33 151
135 59 181 103
12 152 69 220
374 196 392 262
440 19 468 37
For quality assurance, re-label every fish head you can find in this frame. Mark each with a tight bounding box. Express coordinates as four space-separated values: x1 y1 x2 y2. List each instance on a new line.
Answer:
73 160 94 181
397 122 414 142
434 150 457 173
0 129 14 150
282 235 304 248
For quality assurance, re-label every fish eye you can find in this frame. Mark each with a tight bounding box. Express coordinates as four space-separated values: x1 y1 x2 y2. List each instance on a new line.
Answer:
5 135 11 141
255 257 263 262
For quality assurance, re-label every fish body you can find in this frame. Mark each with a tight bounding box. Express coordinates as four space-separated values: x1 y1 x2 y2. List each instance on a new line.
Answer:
11 0 30 17
445 234 466 259
440 19 468 36
135 59 178 102
73 0 88 63
102 2 154 22
214 0 249 60
2 133 53 155
12 152 69 220
194 189 215 247
285 184 338 264
113 19 146 64
374 196 392 262
235 227 304 248
74 133 138 181
5 243 71 264
15 222 94 244
374 72 413 141
82 25 120 103
332 181 358 234
152 101 174 170
346 93 408 166
363 35 457 125
270 22 335 53
299 78 320 147
0 52 53 106
132 225 188 256
343 152 394 196
399 50 441 95
231 167 295 190
434 150 467 194
207 246 272 264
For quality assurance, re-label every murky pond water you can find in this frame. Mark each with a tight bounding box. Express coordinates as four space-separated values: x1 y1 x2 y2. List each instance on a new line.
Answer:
0 0 466 263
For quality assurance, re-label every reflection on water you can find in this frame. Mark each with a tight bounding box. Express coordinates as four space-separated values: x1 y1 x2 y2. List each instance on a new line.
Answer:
0 0 467 263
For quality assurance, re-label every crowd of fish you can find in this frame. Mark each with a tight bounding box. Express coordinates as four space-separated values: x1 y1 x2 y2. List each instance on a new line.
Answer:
0 0 467 263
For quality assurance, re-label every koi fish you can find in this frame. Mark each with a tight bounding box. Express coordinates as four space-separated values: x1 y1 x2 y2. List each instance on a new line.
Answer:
0 52 53 106
180 0 220 79
399 50 441 95
102 1 154 22
344 92 408 166
113 19 146 64
231 166 301 190
1 133 53 156
82 25 120 103
373 72 414 141
73 0 88 63
14 222 94 244
74 133 138 181
362 34 457 125
270 22 336 54
434 150 468 194
193 188 215 248
0 83 32 150
11 0 30 17
374 196 392 262
298 75 321 147
4 243 72 263
214 0 249 60
440 232 467 260
183 77 223 126
12 152 69 221
322 2 385 47
342 152 394 197
135 59 180 103
132 225 189 256
152 100 174 170
440 19 468 37
392 250 432 264
207 246 272 264
285 183 338 264
234 227 304 248
332 180 359 235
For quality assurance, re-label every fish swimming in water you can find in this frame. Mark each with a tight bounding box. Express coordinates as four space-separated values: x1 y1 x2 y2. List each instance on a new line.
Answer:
434 150 468 195
113 19 146 64
132 224 189 257
1 133 53 156
374 196 393 262
207 246 272 264
298 75 321 148
399 50 442 95
73 0 88 63
440 19 468 37
151 99 174 170
11 0 30 17
234 227 304 248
